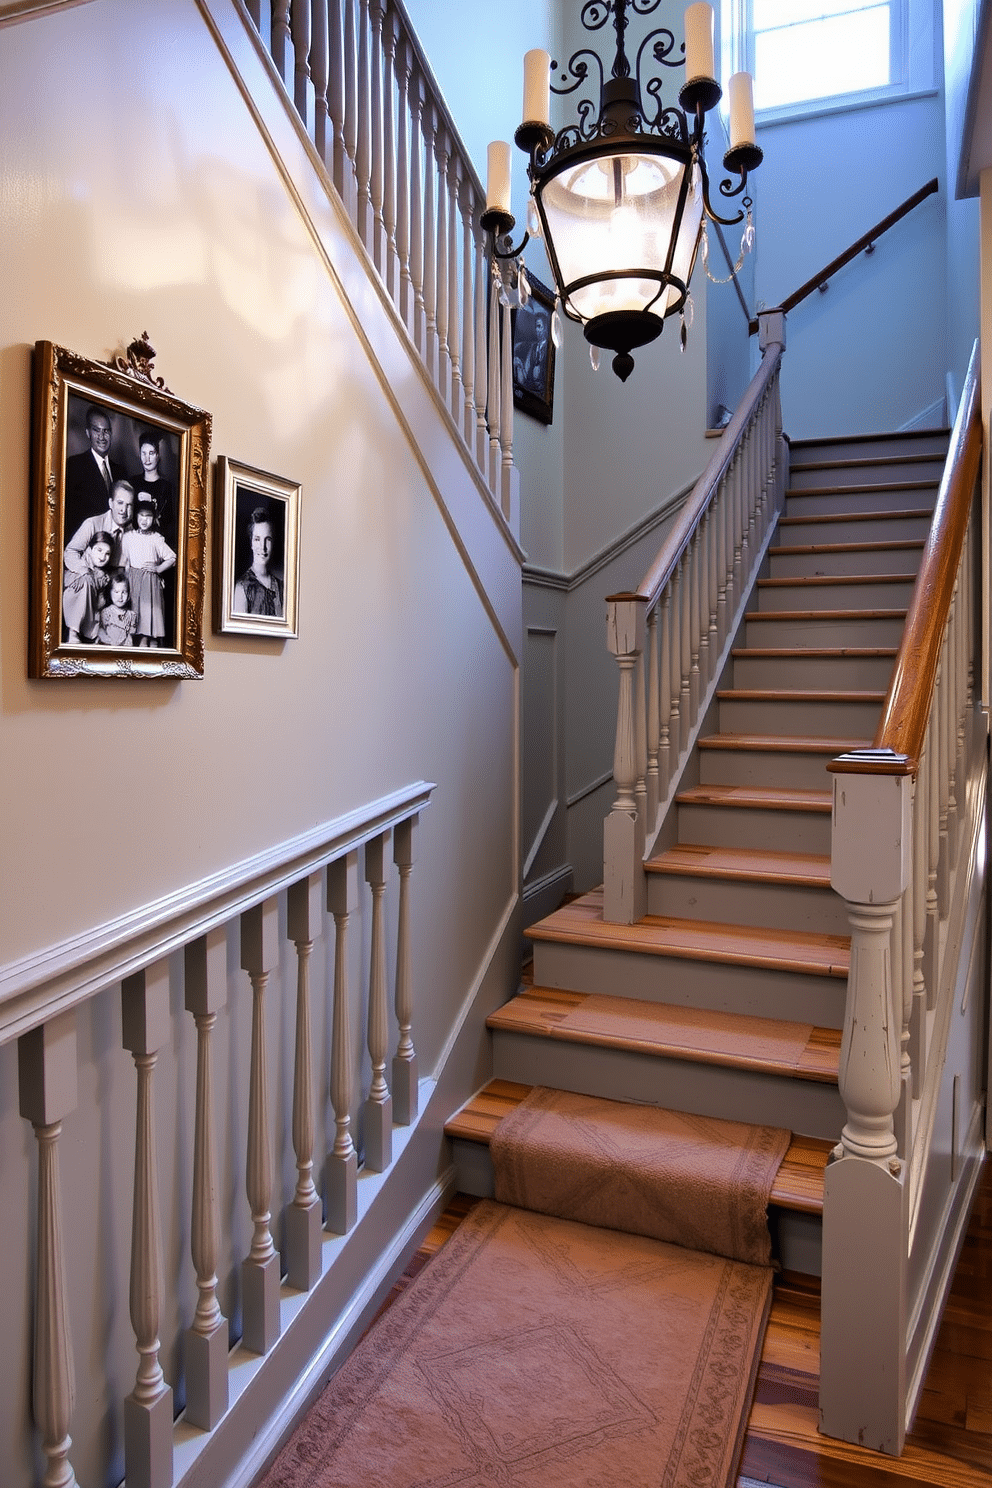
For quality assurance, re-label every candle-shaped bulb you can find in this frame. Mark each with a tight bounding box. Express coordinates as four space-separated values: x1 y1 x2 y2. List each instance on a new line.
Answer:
729 72 756 148
486 141 512 213
684 3 715 83
523 49 551 126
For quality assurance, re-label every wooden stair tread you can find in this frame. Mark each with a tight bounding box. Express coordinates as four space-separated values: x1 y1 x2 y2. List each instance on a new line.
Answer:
789 453 944 473
677 783 832 812
716 688 886 701
698 733 868 754
525 889 848 975
758 572 917 587
772 538 924 556
444 1079 832 1215
732 647 897 659
487 986 843 1082
647 843 831 889
788 427 948 450
778 508 935 526
784 479 938 496
745 607 907 621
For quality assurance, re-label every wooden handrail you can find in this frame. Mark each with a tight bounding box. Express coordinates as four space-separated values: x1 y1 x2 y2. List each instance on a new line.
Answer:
828 341 982 777
635 326 784 608
748 177 939 334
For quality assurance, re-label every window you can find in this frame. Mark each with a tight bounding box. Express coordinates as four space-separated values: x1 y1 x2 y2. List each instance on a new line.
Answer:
722 0 935 122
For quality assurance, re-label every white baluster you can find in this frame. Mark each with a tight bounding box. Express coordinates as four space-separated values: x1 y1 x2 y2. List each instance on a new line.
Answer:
487 269 501 494
447 150 464 420
271 1 291 83
422 100 439 382
472 224 489 472
646 604 660 825
658 586 672 795
459 176 477 447
183 930 229 1431
354 0 373 249
311 0 330 161
395 28 413 328
409 70 427 355
499 295 517 524
910 750 928 1095
434 125 451 405
19 1012 78 1488
634 645 648 831
286 873 324 1291
679 551 692 736
339 0 359 216
240 899 281 1356
392 817 419 1124
668 567 682 766
121 962 173 1488
604 595 647 924
368 0 386 272
246 0 262 28
689 525 703 718
326 852 359 1232
291 0 312 127
363 833 392 1170
381 2 399 298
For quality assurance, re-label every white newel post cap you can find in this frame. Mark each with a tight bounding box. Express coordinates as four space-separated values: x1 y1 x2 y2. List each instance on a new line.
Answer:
830 752 912 904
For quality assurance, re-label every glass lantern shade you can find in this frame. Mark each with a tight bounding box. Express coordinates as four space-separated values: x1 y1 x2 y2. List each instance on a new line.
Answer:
535 144 704 352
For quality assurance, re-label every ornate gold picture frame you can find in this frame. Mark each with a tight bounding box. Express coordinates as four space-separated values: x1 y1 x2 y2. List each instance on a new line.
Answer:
30 337 211 678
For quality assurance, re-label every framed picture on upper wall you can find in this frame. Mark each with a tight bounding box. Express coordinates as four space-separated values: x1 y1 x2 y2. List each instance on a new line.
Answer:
29 338 211 679
214 457 301 639
511 274 557 425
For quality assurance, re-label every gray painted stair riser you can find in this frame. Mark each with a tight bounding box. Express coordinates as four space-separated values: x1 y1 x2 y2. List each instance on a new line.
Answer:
791 432 947 462
646 870 849 935
783 486 937 518
676 800 831 853
490 1030 847 1138
717 694 883 735
529 941 846 1026
742 613 907 647
697 744 851 791
767 545 923 579
731 652 896 690
779 512 933 544
786 457 945 488
757 576 918 610
447 1137 824 1276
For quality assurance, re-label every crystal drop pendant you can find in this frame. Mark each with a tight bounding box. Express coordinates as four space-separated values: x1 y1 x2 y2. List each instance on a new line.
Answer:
526 197 541 238
589 345 600 372
551 306 562 348
518 264 531 306
684 293 694 328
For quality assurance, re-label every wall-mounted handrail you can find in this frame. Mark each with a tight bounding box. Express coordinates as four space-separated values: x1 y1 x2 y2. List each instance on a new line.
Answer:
748 177 939 334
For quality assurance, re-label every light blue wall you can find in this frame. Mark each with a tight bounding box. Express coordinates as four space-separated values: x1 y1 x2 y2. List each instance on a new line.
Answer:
754 89 950 437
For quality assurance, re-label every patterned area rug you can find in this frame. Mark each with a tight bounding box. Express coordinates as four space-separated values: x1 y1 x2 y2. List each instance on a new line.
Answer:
258 1091 789 1488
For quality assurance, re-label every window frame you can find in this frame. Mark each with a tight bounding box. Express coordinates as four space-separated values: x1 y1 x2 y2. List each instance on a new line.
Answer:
721 0 937 126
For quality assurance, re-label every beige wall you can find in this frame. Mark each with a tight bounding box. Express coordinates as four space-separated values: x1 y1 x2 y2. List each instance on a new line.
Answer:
0 4 521 1484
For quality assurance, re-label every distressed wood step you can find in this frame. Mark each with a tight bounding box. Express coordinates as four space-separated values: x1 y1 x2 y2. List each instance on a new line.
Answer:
768 538 925 579
783 481 938 516
742 608 908 648
730 648 896 691
675 782 833 854
756 572 918 611
444 1079 832 1216
788 428 948 461
525 889 848 977
648 842 831 887
646 841 846 935
697 733 865 790
716 687 885 736
487 987 843 1082
777 508 934 544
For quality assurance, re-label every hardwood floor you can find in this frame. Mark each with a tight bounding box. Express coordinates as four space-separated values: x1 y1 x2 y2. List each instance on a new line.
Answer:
383 1163 992 1488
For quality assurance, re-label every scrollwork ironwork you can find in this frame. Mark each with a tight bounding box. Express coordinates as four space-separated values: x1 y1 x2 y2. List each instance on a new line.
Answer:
107 331 174 394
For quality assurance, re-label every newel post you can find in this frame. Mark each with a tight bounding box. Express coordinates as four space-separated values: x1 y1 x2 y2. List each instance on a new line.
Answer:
604 593 647 924
820 752 912 1455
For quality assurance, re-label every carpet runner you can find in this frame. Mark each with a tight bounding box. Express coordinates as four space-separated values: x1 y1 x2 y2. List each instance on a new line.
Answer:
257 1089 790 1488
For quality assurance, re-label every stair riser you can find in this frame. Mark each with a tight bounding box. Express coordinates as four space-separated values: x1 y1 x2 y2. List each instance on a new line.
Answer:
717 696 882 735
698 747 845 792
768 547 923 579
743 614 906 647
529 940 845 1026
731 654 895 691
779 514 932 544
491 1029 846 1139
677 801 831 853
784 488 936 518
447 1137 824 1275
787 459 944 489
646 872 849 935
757 578 917 611
792 434 947 462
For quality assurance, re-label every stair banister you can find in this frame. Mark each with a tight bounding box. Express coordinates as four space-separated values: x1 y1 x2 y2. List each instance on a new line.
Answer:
603 310 787 922
821 341 984 1456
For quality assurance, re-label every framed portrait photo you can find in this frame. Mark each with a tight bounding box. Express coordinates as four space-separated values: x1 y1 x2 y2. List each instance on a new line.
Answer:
30 340 211 679
215 457 300 639
511 274 556 426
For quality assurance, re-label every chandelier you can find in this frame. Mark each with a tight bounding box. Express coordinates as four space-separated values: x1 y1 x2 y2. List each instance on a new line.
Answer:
481 1 762 380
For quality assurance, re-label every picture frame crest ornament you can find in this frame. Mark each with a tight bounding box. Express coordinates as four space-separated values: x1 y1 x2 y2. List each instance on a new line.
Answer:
30 338 211 679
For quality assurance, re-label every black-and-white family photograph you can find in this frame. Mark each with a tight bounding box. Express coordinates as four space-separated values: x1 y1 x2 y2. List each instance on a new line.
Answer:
215 456 301 639
512 274 557 426
30 339 210 680
61 394 180 649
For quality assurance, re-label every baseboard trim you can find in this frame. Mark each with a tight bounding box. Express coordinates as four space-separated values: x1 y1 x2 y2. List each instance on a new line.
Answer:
523 864 574 928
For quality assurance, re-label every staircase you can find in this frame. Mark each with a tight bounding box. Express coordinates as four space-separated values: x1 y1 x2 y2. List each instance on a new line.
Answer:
448 425 949 1276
